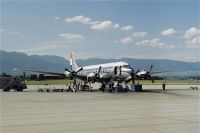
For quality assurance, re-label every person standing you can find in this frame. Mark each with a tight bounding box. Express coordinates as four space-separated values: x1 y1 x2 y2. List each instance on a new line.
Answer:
162 82 166 92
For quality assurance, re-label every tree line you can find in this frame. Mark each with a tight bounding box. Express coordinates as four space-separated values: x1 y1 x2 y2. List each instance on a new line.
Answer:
1 72 200 80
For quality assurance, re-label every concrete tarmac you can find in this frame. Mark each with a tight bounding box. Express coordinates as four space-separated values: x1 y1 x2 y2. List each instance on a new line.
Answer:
0 85 199 133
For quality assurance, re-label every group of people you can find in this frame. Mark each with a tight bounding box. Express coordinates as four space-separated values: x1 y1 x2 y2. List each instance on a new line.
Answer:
66 82 80 92
66 82 90 92
66 81 167 92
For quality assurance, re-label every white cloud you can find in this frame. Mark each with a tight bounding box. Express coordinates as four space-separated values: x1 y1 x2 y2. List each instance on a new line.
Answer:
165 44 176 49
65 15 92 25
7 31 21 35
59 33 84 41
119 37 132 44
54 17 60 20
64 15 122 31
117 31 148 45
2 30 25 37
90 21 119 31
0 29 5 32
136 38 165 48
161 28 176 36
15 40 79 55
113 23 120 29
121 25 134 31
184 27 200 47
114 40 118 43
22 44 58 53
132 32 148 38
185 56 199 61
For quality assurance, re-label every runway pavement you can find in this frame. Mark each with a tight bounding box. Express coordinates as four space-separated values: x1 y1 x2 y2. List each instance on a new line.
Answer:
0 85 199 133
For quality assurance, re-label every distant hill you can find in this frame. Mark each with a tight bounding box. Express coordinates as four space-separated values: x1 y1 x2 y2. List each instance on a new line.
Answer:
0 50 68 75
0 50 199 76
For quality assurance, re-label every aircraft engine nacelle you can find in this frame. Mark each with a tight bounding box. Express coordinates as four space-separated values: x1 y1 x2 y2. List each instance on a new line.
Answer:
125 76 132 82
87 73 95 79
86 73 96 82
87 72 95 78
64 71 72 79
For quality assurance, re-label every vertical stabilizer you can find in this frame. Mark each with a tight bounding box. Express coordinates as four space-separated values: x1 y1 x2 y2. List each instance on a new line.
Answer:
69 52 79 71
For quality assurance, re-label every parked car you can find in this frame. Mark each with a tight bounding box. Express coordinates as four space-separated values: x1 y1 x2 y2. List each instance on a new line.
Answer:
0 77 27 92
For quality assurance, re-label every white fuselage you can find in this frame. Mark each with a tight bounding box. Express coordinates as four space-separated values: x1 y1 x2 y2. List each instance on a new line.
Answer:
65 61 133 82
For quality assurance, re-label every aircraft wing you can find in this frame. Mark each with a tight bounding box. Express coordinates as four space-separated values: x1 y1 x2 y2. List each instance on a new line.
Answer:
150 71 170 75
24 69 66 77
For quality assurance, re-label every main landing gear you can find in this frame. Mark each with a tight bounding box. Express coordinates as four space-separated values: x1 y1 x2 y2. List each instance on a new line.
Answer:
100 81 128 93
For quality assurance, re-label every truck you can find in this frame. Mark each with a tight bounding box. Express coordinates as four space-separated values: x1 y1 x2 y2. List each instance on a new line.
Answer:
0 77 27 92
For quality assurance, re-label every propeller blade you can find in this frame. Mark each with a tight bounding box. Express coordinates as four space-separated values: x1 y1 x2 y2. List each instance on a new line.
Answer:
97 66 102 75
125 76 135 84
129 66 134 71
127 66 135 84
65 67 83 83
150 71 170 75
65 68 72 73
93 66 102 81
75 67 83 74
149 65 153 72
135 69 140 75
73 77 77 85
132 78 135 84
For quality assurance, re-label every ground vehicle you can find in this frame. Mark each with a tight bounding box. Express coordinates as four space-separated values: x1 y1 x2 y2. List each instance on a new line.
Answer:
0 77 27 92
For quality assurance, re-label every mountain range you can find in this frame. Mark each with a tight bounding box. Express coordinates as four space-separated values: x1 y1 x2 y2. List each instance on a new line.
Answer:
0 50 199 76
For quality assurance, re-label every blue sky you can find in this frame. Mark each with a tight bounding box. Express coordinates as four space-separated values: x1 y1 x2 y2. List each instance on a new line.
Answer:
1 0 200 62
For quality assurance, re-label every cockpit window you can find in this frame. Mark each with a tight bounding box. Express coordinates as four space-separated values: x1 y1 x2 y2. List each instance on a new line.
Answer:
122 65 129 68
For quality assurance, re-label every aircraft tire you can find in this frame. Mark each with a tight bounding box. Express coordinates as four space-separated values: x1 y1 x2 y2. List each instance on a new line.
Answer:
17 88 23 92
38 89 43 92
3 87 10 92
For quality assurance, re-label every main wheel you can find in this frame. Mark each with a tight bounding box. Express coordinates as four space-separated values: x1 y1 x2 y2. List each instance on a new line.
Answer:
17 88 23 92
3 87 10 92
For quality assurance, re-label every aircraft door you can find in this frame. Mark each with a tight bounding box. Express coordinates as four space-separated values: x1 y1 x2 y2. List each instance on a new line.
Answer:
114 66 121 75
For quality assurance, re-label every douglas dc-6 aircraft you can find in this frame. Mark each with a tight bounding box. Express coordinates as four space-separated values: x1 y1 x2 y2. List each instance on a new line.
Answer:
24 52 166 91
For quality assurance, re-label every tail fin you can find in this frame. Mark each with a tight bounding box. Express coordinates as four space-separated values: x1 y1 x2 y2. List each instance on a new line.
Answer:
69 52 79 71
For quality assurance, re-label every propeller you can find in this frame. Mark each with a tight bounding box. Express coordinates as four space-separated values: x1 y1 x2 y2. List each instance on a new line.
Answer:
142 65 169 83
149 65 153 72
95 66 102 79
86 66 102 83
65 67 83 85
133 65 155 83
134 69 140 76
129 66 136 84
126 65 169 84
125 66 135 85
146 65 154 83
